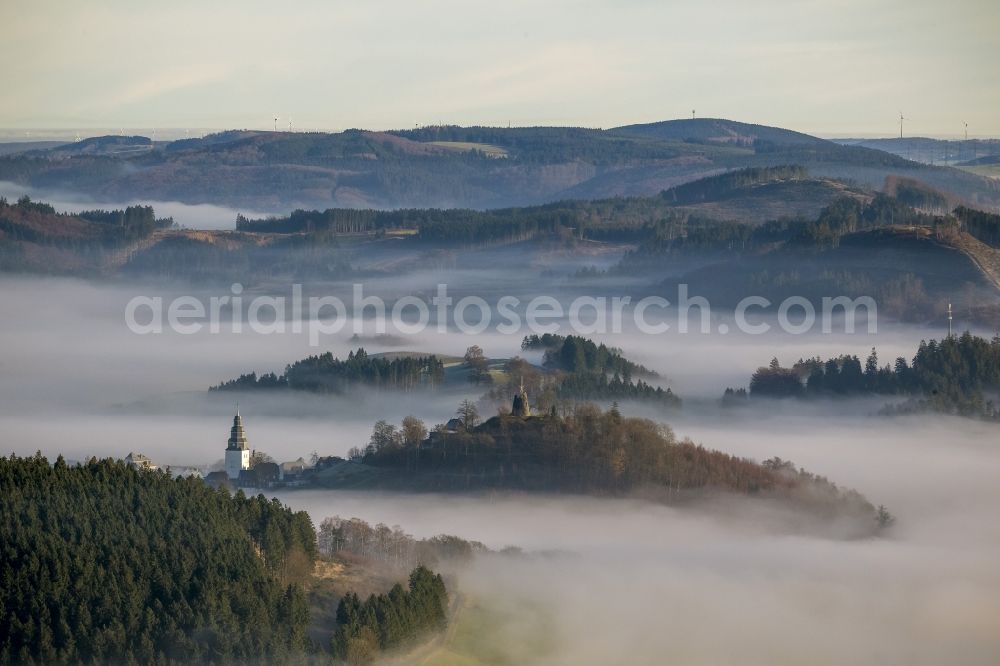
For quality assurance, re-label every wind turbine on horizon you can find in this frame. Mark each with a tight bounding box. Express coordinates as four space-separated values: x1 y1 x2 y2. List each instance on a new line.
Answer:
899 112 906 139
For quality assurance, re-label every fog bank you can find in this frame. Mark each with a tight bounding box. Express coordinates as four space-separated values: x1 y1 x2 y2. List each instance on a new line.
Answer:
3 275 998 663
274 412 1000 665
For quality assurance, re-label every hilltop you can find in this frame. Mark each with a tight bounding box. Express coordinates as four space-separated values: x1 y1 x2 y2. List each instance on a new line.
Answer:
612 117 828 146
0 196 174 274
302 404 886 537
2 118 998 212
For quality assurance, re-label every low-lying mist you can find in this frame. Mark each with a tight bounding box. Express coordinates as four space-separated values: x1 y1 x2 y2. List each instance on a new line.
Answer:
273 411 1000 665
1 274 957 461
0 274 983 462
3 275 998 663
0 180 270 230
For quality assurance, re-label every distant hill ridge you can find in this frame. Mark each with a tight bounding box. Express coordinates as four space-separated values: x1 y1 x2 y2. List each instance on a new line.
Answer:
2 116 997 211
611 118 828 147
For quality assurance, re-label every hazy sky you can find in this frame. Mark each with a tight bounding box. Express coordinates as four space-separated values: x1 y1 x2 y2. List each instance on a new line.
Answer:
1 0 997 137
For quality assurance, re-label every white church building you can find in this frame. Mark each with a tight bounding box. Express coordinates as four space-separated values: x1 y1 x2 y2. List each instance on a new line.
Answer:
225 410 251 479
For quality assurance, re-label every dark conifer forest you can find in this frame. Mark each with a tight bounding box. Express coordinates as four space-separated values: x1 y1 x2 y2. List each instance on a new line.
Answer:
0 454 316 664
747 333 1000 417
0 454 453 665
331 566 448 662
211 348 445 393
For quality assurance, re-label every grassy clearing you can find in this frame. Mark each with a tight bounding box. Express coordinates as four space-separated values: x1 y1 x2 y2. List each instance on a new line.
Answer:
306 555 407 650
370 350 463 364
428 141 509 158
487 368 509 383
958 165 1000 180
422 597 556 666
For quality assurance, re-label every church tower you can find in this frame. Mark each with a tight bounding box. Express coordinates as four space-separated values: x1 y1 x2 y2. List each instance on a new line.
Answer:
225 409 251 480
511 378 531 418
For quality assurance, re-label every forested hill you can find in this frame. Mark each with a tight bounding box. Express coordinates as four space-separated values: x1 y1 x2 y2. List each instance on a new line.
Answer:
744 333 1000 418
521 333 655 377
0 454 317 663
6 182 1000 329
0 196 173 274
608 192 1000 323
611 118 829 147
210 348 445 393
0 454 457 664
333 404 890 536
2 118 997 211
235 165 854 239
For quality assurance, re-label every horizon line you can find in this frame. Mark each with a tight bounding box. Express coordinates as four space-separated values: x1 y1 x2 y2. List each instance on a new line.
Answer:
0 120 996 144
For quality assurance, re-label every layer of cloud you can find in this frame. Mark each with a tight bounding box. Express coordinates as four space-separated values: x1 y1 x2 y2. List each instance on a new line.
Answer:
2 274 999 663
